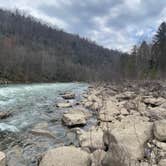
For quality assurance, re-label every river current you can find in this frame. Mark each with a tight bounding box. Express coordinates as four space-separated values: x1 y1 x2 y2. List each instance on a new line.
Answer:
0 83 92 166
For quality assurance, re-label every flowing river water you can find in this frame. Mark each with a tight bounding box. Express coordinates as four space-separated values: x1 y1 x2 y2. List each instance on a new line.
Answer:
0 83 95 166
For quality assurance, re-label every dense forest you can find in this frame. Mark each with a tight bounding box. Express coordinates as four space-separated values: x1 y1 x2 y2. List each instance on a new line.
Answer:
0 9 165 82
0 9 123 82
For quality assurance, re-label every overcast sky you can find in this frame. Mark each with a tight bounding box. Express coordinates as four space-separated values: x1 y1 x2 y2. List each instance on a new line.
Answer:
0 0 165 51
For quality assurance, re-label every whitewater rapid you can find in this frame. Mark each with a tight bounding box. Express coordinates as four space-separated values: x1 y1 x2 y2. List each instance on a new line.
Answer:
0 83 87 132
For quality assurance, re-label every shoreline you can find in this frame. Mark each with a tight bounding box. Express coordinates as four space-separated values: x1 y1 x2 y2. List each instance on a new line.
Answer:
41 81 166 166
1 81 166 166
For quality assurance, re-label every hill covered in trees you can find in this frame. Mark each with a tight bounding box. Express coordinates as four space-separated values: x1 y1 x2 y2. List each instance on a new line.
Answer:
0 9 165 82
0 9 124 82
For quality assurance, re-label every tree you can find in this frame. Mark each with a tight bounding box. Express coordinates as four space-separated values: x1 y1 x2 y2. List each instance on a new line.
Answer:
153 22 166 72
126 45 138 78
137 41 151 78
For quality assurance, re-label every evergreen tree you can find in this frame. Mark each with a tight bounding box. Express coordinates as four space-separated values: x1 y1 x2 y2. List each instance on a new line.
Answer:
153 22 166 72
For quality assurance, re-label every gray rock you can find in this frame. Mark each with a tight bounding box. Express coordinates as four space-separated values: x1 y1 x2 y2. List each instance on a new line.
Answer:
77 127 104 151
159 159 166 166
39 146 91 166
147 107 166 120
104 116 153 160
154 120 166 141
62 109 88 126
61 92 75 99
90 150 106 166
0 151 6 166
56 102 72 108
99 98 120 122
116 91 136 100
30 129 55 138
143 97 165 106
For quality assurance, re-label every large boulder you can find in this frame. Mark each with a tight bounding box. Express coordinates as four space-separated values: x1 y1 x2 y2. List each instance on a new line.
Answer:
0 151 6 166
99 98 120 122
39 146 91 166
77 127 104 151
153 120 166 141
62 109 89 127
104 116 153 160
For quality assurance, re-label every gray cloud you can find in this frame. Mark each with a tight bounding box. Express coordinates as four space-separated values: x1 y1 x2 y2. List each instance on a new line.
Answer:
0 0 165 51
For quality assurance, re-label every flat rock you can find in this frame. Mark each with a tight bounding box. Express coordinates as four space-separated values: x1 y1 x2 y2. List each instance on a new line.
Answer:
153 120 166 141
116 91 136 100
143 97 165 106
33 122 48 130
39 146 91 166
62 109 88 126
0 151 6 166
56 102 72 108
30 129 55 138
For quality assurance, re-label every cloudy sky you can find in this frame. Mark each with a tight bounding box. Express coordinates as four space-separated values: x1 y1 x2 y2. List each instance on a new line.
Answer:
0 0 165 51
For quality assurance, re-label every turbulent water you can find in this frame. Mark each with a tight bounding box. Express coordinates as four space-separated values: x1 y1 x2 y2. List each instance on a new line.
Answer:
0 83 91 166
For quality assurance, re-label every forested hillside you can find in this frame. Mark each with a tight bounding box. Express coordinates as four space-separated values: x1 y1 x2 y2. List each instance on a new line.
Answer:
0 9 124 82
0 9 165 82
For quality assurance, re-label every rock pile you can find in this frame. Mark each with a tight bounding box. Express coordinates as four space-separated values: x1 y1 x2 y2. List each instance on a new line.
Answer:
40 146 91 166
40 82 166 166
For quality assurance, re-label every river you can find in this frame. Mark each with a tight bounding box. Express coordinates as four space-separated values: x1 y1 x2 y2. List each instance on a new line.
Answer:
0 83 94 166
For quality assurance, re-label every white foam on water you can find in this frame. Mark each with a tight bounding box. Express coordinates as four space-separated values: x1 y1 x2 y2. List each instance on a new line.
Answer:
0 123 19 132
0 83 88 130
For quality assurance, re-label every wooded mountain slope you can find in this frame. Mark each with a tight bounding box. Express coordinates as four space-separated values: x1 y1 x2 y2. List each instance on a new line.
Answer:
0 9 124 82
0 9 165 82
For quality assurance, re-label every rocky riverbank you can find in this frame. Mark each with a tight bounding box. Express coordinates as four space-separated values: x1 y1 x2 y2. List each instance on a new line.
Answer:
1 81 166 166
40 81 166 166
0 83 92 166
